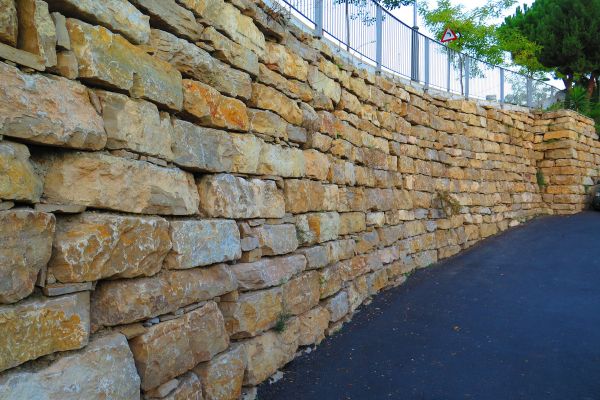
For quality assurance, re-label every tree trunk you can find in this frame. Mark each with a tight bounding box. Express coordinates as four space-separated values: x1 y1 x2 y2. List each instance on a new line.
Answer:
587 72 596 98
562 74 573 92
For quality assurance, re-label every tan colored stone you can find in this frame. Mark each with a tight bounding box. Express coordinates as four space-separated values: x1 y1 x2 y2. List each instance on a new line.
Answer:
163 372 203 400
130 0 201 41
0 141 42 203
304 149 331 181
17 0 57 67
242 317 299 386
183 79 249 131
263 42 308 80
322 289 349 322
0 210 54 304
248 109 288 139
38 152 199 215
219 287 283 338
0 61 105 149
296 245 329 270
165 219 241 269
129 301 229 391
67 19 183 111
283 179 338 214
49 0 150 44
318 262 344 299
257 143 305 178
0 41 45 70
230 254 306 291
297 306 330 346
0 333 140 400
252 224 298 256
91 264 236 326
0 292 90 372
0 0 17 46
96 90 174 160
296 212 341 245
194 344 246 400
48 213 170 283
339 212 367 235
249 83 302 125
149 28 251 100
53 50 78 78
197 174 285 219
283 271 320 316
200 25 259 76
308 66 341 103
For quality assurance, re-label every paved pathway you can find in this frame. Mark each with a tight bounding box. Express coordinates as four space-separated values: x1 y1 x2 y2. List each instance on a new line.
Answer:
258 212 600 400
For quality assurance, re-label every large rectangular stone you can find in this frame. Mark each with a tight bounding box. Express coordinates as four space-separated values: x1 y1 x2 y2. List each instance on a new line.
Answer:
262 42 308 81
48 0 150 44
296 212 341 245
297 306 330 346
219 287 283 338
193 344 246 400
67 19 183 111
0 0 17 46
0 333 140 400
91 264 237 326
257 143 305 178
0 141 43 203
164 219 241 269
17 0 57 67
48 213 171 283
230 254 306 291
197 174 285 219
0 210 54 304
283 271 320 316
249 83 302 125
200 26 259 76
0 292 90 372
129 301 229 391
252 224 299 256
149 29 251 100
0 61 105 149
129 0 201 41
170 119 261 174
95 90 174 160
37 152 199 215
283 179 338 214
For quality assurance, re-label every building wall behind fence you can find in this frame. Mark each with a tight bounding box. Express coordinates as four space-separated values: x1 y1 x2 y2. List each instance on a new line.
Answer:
0 0 598 398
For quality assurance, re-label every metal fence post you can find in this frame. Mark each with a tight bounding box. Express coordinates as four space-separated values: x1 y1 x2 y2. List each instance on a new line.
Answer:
526 77 533 108
314 0 323 37
410 30 419 81
464 56 470 98
375 5 383 72
500 68 505 104
446 50 451 92
424 38 430 90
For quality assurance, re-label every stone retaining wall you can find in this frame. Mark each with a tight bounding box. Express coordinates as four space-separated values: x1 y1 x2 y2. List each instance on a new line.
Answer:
0 0 599 399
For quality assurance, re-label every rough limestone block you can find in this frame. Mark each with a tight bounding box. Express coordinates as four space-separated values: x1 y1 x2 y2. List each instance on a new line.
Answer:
48 213 171 283
242 317 300 386
322 289 350 322
0 210 54 304
66 19 183 111
170 119 262 174
297 306 330 346
149 29 252 100
257 143 305 178
48 0 150 44
164 219 241 269
193 343 247 400
247 109 287 139
91 264 237 327
296 212 341 245
252 224 299 256
282 271 321 316
283 179 338 214
197 174 285 219
249 83 302 125
129 0 202 41
200 26 259 76
17 0 57 67
0 141 43 203
129 301 229 391
37 152 199 215
262 42 308 81
95 90 174 160
0 333 141 400
0 292 90 372
230 254 306 291
0 61 105 149
158 371 203 400
220 287 283 338
0 0 18 46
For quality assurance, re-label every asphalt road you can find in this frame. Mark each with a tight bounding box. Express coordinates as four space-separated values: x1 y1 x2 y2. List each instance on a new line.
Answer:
258 212 600 400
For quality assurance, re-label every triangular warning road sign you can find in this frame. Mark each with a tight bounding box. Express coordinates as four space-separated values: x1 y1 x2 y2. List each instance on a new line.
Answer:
441 27 458 43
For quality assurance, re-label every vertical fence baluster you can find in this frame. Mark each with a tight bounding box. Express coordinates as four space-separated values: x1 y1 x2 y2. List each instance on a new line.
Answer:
375 5 382 72
424 38 430 90
447 50 451 92
314 0 323 37
464 56 470 98
500 68 505 104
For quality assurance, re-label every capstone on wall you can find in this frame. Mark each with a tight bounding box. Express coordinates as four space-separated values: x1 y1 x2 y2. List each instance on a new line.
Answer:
0 0 599 399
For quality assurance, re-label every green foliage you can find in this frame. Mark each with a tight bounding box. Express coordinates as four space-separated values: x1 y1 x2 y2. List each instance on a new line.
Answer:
549 86 600 131
274 313 292 333
435 191 461 216
536 169 547 189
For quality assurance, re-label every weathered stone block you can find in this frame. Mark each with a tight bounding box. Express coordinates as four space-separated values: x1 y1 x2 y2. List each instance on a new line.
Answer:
197 174 285 219
149 28 251 100
165 219 241 269
318 262 344 299
230 254 306 291
67 19 183 111
297 306 330 346
0 210 54 304
183 79 249 131
0 141 42 203
17 0 57 67
339 212 367 235
129 301 229 391
248 109 287 139
242 317 299 386
283 180 338 214
129 0 201 41
304 149 331 181
200 26 259 76
194 344 246 400
48 0 150 44
257 144 305 178
91 264 236 326
0 0 17 46
283 271 320 316
0 61 105 149
0 292 90 372
48 213 170 283
296 245 329 270
0 333 140 400
252 224 298 256
322 289 350 322
38 152 199 215
263 42 308 81
219 287 283 338
308 66 341 103
296 212 341 245
96 90 174 160
249 83 302 125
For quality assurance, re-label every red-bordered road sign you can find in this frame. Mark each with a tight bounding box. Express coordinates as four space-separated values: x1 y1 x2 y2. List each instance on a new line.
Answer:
441 27 458 43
